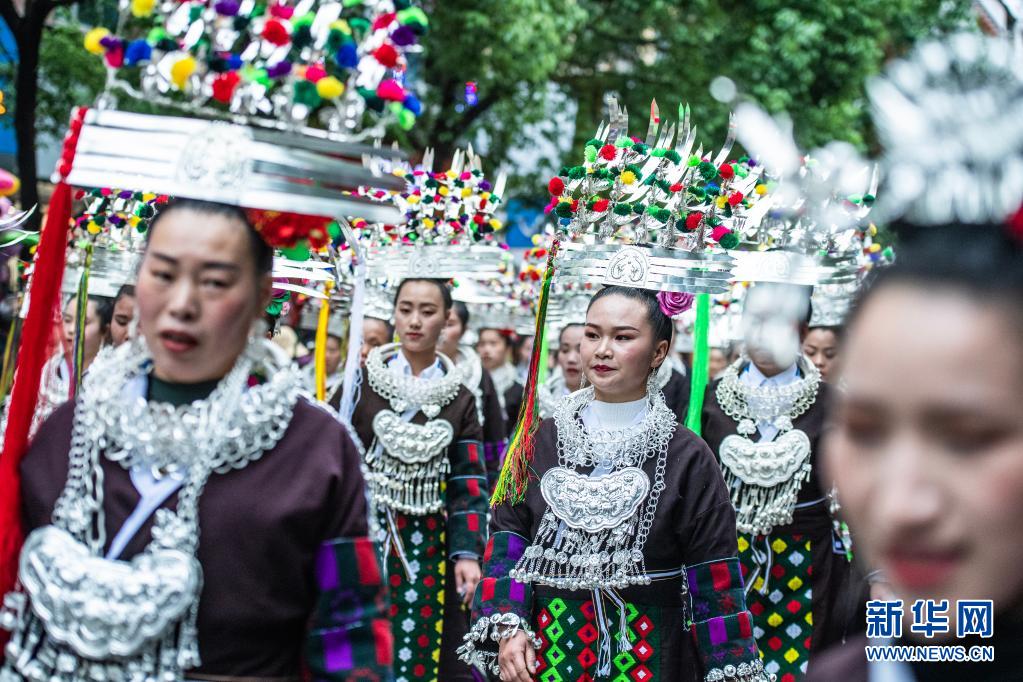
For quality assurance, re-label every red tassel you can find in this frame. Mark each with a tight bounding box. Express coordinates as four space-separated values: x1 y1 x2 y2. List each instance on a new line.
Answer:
0 180 73 601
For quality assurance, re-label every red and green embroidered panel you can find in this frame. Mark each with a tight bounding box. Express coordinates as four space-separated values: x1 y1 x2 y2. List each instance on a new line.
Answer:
387 512 447 682
533 596 661 682
738 533 813 682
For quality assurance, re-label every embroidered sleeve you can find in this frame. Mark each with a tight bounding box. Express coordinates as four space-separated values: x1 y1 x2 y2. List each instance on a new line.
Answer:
457 530 539 676
306 537 393 681
481 373 509 493
446 439 489 559
686 558 773 682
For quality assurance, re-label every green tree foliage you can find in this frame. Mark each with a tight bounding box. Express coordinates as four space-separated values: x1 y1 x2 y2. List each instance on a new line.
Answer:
0 15 106 142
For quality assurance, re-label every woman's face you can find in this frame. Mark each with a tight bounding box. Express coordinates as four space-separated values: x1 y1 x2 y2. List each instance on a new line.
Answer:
360 317 392 366
440 309 465 358
62 298 105 368
557 325 584 392
110 294 136 347
826 285 1023 636
394 281 446 356
477 329 508 371
803 327 839 382
581 295 668 403
708 348 729 378
325 335 343 375
136 209 270 383
516 335 534 366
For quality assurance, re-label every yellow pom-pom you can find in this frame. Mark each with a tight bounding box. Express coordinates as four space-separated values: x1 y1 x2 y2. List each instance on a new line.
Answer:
142 193 156 201
406 194 421 204
86 221 101 235
531 234 542 246
869 243 881 253
481 192 491 200
620 170 636 185
423 218 435 228
461 187 472 198
128 215 141 228
489 219 502 230
715 196 728 209
446 170 456 179
84 27 110 55
755 183 767 195
438 186 449 196
329 20 352 34
170 56 197 90
315 76 344 99
868 223 878 236
131 0 156 17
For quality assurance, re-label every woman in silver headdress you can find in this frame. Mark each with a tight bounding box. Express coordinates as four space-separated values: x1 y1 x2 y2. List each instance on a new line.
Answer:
349 277 489 682
3 199 390 681
461 286 769 682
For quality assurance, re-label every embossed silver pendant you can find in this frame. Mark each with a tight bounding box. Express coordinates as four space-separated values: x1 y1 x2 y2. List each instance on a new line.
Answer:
372 410 454 465
719 429 811 488
540 467 650 531
18 526 202 659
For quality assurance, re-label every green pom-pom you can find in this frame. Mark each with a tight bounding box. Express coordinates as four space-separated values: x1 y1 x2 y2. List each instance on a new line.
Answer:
585 138 602 149
643 174 657 186
863 194 876 204
665 150 682 164
698 161 717 180
735 166 749 178
632 143 649 154
396 6 429 29
559 165 571 176
654 208 671 222
687 155 700 167
398 108 415 130
554 202 574 218
633 203 645 215
614 136 632 148
293 12 315 27
688 187 706 199
613 203 631 216
188 4 203 22
656 179 671 192
349 16 371 33
882 246 895 259
584 146 597 163
719 232 740 249
147 27 168 44
327 221 341 239
650 148 667 158
568 166 586 180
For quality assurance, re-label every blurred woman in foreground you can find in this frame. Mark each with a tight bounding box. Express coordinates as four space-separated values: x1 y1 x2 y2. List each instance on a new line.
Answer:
808 225 1023 680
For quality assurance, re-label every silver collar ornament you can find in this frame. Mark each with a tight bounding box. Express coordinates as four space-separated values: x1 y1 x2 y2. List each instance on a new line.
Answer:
511 383 677 591
363 343 461 515
715 356 821 535
0 337 302 682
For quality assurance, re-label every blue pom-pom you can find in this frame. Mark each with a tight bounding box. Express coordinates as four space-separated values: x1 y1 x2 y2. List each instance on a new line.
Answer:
124 40 152 66
227 54 243 70
335 43 359 69
559 218 572 226
402 93 422 115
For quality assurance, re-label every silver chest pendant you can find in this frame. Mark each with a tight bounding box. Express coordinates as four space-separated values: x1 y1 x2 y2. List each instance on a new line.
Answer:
365 410 454 515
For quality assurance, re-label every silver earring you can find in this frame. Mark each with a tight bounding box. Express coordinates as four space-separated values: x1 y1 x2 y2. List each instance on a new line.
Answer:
646 368 658 399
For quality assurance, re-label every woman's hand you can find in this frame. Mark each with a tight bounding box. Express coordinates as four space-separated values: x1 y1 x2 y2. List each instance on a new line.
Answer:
498 631 536 681
454 558 481 606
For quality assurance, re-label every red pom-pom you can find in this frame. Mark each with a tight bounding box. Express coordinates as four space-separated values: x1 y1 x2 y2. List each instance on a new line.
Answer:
684 212 703 231
728 191 744 206
570 199 579 212
372 11 396 31
669 183 684 193
305 64 327 82
373 43 399 68
261 19 290 46
599 144 617 161
548 177 565 196
211 71 241 104
592 198 610 212
269 3 293 18
718 163 734 180
376 79 406 101
711 225 729 242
